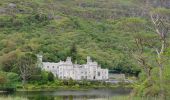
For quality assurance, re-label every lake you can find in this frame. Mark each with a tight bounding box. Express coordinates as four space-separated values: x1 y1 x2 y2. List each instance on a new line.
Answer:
0 87 131 100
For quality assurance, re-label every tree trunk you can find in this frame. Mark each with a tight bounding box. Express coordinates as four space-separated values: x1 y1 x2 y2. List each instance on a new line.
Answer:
159 65 164 100
157 40 165 100
22 74 27 83
147 68 152 84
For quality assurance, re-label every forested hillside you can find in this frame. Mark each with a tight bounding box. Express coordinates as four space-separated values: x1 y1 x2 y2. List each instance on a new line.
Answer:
0 0 149 75
0 0 170 98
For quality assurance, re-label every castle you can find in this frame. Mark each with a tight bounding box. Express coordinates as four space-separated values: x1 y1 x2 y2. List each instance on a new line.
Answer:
37 55 108 80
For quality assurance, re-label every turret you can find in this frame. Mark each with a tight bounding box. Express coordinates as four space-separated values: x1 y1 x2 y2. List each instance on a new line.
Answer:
87 56 92 63
37 54 43 62
37 54 43 68
66 57 72 62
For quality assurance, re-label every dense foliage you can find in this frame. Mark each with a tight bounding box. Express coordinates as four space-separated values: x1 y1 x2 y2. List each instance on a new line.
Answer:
0 0 170 98
0 0 146 76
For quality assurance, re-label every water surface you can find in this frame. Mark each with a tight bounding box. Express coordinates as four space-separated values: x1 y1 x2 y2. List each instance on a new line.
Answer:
1 88 131 100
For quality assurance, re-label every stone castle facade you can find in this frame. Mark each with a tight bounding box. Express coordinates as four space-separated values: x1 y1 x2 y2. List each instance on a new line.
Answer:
37 55 108 80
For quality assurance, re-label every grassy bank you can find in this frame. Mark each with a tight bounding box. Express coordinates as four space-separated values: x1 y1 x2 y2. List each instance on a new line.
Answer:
15 80 133 91
16 83 130 91
0 95 160 100
0 96 28 100
111 96 161 100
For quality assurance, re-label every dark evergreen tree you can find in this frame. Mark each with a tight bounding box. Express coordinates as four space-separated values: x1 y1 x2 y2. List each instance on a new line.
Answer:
70 43 77 63
48 72 54 82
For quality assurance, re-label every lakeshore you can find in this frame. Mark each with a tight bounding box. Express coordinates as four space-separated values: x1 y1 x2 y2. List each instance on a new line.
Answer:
0 87 160 100
0 87 131 100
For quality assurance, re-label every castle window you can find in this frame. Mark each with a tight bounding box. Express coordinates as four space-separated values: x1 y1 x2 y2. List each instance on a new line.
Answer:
98 72 100 76
47 66 49 68
93 76 96 79
53 66 54 68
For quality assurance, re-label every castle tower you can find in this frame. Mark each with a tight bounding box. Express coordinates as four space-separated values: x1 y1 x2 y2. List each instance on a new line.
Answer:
37 54 43 62
87 56 92 63
36 54 43 68
66 57 72 62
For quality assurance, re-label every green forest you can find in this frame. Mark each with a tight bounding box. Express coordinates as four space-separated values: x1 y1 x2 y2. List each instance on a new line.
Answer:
0 0 170 99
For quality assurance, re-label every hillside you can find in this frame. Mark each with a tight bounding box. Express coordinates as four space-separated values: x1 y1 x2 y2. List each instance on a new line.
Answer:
0 0 170 98
0 0 169 75
0 0 140 74
0 0 169 74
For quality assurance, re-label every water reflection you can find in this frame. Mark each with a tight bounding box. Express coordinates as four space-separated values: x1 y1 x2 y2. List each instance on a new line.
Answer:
1 88 131 100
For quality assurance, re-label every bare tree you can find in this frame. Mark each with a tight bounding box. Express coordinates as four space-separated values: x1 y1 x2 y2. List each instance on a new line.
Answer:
132 36 153 82
17 53 37 85
150 7 170 99
119 17 155 84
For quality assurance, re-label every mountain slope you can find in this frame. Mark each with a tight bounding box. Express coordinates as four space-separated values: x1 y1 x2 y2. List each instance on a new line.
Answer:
0 0 165 75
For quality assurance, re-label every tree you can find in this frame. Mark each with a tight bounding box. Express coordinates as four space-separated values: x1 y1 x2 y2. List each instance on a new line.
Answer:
150 7 170 99
117 18 153 79
70 43 77 63
0 72 7 85
29 67 42 82
0 51 18 72
17 53 37 84
40 71 49 84
48 72 54 82
68 78 75 86
6 72 19 83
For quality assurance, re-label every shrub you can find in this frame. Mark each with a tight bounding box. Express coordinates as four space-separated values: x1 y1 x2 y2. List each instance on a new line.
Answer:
48 72 54 82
